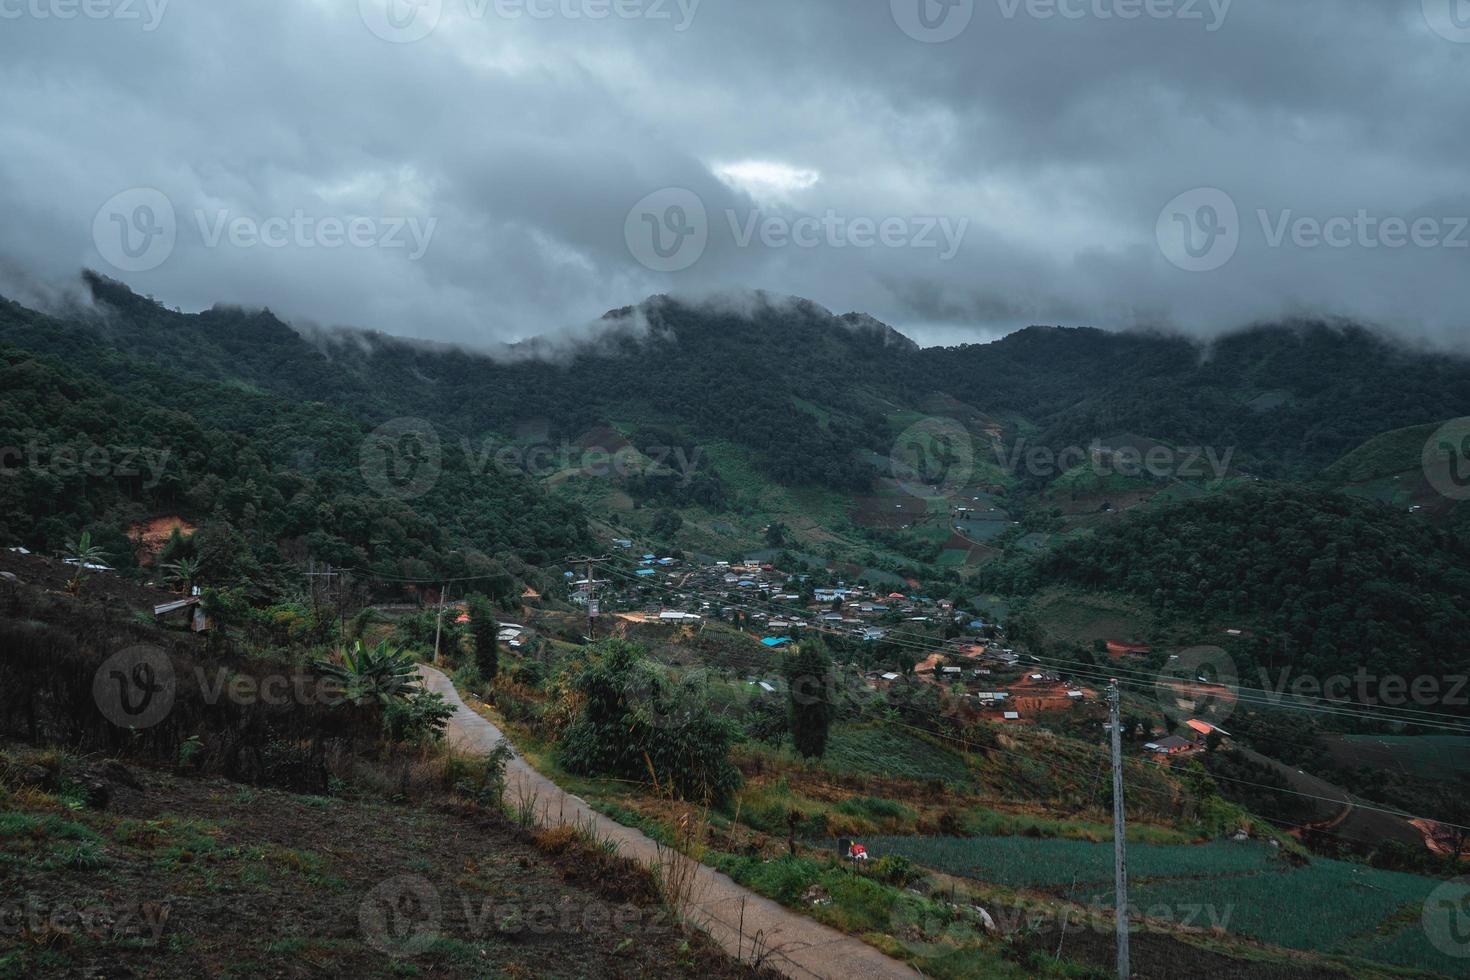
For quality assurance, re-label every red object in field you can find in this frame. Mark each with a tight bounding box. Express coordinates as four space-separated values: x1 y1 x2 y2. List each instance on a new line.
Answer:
848 843 869 860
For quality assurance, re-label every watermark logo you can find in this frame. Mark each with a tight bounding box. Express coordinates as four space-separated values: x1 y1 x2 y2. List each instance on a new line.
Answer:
891 0 974 42
360 418 443 500
93 645 175 729
358 874 668 955
625 187 708 273
0 895 171 945
359 875 442 956
624 188 968 272
359 0 443 42
92 188 437 273
891 417 975 501
1157 187 1239 272
728 210 968 260
1423 0 1470 43
1422 417 1470 501
1253 668 1467 710
1423 877 1470 959
0 0 169 30
996 0 1231 30
1159 187 1468 272
0 442 172 488
194 210 437 260
995 437 1233 482
480 0 700 29
93 188 176 274
1155 645 1237 727
1257 210 1469 251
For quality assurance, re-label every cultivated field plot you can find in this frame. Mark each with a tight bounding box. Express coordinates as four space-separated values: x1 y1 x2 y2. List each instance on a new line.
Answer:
864 835 1462 975
1321 734 1470 781
820 725 972 788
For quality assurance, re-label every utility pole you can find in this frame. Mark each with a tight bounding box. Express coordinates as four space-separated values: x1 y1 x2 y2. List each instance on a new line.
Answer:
305 560 340 642
566 555 610 643
1109 678 1131 979
433 582 448 666
586 557 596 641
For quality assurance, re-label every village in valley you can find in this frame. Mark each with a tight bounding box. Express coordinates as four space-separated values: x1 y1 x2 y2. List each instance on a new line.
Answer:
549 541 1231 761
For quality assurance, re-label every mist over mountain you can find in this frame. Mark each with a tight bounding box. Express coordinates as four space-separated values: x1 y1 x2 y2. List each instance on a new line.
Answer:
6 2 1470 350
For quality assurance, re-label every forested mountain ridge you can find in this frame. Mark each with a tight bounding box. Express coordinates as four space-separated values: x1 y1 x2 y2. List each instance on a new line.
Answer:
984 483 1470 690
0 332 589 587
11 274 1470 493
917 321 1470 479
4 273 1470 597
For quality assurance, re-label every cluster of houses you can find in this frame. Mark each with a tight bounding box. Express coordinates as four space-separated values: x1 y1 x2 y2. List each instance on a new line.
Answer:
585 545 1111 728
874 645 1094 725
594 550 979 644
1144 719 1231 756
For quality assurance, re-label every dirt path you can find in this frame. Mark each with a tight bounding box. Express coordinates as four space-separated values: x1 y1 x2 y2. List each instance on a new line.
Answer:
418 666 919 980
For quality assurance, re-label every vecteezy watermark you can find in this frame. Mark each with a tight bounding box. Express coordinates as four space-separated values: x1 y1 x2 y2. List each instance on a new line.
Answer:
1253 669 1469 710
93 188 177 274
624 187 969 273
892 0 1230 42
1423 0 1470 43
995 0 1231 30
358 875 669 957
891 0 975 43
893 897 1233 959
1423 877 1470 959
729 211 968 260
463 435 706 484
360 418 444 501
359 418 710 500
92 188 438 274
0 0 169 30
93 660 417 731
1156 187 1240 272
0 895 170 945
996 438 1234 481
1155 646 1238 727
93 645 176 730
360 876 442 957
1423 417 1470 502
1159 187 1470 273
891 417 976 500
0 442 172 489
624 188 709 273
195 210 437 260
358 0 699 43
888 419 1234 495
1256 209 1470 251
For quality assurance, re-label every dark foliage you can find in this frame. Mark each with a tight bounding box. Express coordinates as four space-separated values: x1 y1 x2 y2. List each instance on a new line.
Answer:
467 593 499 680
558 640 740 804
782 638 836 759
987 484 1470 705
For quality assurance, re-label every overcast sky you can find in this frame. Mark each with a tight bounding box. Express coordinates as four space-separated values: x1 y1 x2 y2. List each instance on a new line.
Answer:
1 0 1468 349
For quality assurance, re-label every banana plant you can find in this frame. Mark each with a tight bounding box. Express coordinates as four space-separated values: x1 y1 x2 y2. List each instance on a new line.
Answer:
161 556 201 595
314 638 421 707
63 531 108 597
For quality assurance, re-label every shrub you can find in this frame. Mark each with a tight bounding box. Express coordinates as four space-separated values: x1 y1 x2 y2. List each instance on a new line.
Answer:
558 640 740 804
872 853 923 887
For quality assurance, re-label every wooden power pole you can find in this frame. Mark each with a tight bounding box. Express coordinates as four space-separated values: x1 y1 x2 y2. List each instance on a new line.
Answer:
1109 678 1131 979
433 582 448 666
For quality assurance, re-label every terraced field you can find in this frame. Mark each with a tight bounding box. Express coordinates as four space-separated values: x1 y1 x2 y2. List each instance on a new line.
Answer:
863 835 1465 976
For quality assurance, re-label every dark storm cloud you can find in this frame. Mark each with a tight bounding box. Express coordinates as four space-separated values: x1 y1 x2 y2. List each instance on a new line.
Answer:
0 0 1467 349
